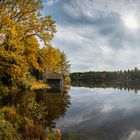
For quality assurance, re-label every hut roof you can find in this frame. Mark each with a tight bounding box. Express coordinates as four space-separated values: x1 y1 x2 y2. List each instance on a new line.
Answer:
46 72 62 80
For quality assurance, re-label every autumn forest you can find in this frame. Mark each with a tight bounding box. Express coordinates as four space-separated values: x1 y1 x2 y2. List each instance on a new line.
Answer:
0 0 70 92
0 0 70 139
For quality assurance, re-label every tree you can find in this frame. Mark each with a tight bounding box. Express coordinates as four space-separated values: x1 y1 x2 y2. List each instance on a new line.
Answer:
60 52 70 75
39 45 62 73
60 52 71 87
0 0 56 86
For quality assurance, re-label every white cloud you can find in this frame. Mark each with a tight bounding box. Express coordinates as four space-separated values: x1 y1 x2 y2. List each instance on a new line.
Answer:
45 0 58 6
44 0 140 72
53 22 140 72
101 103 113 113
124 130 140 140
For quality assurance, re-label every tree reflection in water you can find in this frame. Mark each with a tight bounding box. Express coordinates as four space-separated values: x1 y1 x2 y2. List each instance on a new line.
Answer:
72 81 140 93
0 90 71 140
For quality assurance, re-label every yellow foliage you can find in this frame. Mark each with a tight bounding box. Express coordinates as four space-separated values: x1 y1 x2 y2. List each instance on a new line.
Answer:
46 129 61 140
0 0 56 87
0 86 10 96
2 106 17 117
29 81 50 91
39 45 62 73
0 0 70 89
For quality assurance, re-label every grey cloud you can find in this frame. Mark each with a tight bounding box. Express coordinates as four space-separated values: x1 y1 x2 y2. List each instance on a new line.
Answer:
42 0 140 72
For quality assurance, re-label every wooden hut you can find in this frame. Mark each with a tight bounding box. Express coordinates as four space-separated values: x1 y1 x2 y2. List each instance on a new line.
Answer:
31 67 64 91
45 72 64 92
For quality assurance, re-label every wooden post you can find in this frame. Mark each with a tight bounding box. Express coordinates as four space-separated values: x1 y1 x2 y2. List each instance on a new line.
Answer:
60 74 64 93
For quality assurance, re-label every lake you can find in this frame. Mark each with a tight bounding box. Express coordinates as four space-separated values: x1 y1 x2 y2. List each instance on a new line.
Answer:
1 83 140 140
57 85 140 140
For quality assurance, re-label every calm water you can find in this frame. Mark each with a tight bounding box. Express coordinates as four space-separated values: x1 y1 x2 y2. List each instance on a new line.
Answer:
1 84 140 140
57 86 140 140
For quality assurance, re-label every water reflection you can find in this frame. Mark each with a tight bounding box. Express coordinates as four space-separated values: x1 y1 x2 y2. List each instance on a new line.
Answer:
1 82 140 139
0 90 71 139
36 90 71 128
72 81 140 93
56 84 140 140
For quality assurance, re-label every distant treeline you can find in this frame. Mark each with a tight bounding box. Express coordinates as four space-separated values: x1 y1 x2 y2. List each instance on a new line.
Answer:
71 67 140 83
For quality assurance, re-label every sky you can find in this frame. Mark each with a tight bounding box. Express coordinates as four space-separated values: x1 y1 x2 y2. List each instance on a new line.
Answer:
42 0 140 72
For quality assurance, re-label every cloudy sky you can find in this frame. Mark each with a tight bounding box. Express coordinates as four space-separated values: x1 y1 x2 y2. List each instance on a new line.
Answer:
42 0 140 72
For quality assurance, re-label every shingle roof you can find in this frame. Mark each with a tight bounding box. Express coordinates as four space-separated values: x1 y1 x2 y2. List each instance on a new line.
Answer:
46 72 62 80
